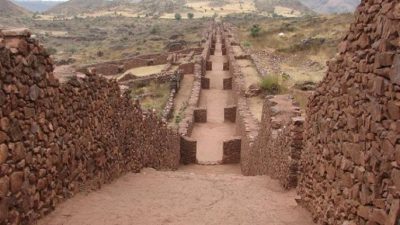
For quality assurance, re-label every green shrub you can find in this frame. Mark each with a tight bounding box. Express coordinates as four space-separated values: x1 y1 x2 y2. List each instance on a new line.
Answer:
260 75 284 94
250 24 261 37
175 13 182 20
187 13 194 19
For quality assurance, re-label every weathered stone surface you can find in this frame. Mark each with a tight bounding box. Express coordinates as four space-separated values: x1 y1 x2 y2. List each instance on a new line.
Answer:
29 84 40 101
296 1 400 224
390 54 400 85
0 144 8 164
0 28 181 225
9 172 24 193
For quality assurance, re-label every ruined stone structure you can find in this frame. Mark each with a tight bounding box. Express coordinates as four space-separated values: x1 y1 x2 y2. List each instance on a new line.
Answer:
297 1 400 224
0 28 180 224
221 24 306 189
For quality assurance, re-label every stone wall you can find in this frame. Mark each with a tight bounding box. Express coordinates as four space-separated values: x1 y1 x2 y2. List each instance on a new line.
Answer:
178 27 213 137
0 29 180 225
222 137 241 164
297 1 400 224
223 24 306 188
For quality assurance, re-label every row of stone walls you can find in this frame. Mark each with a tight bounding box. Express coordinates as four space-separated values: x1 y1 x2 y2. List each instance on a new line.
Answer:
222 24 306 188
77 53 171 76
297 1 400 224
178 27 213 137
0 29 180 225
178 25 214 164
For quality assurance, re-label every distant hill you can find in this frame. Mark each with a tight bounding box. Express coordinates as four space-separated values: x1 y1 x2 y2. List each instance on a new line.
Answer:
298 0 360 14
0 0 31 16
46 0 130 15
12 0 63 12
254 0 314 15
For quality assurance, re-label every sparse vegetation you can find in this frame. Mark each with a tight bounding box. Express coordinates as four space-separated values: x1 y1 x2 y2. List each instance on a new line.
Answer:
260 75 285 94
131 82 170 115
175 13 182 20
187 12 194 19
174 101 188 124
250 24 261 37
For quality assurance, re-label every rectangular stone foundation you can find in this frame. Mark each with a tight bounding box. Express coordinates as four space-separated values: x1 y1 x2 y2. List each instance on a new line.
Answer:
210 48 215 55
206 61 212 71
201 77 210 89
223 77 233 90
180 136 197 164
222 137 241 164
223 62 229 71
224 105 237 122
194 107 207 123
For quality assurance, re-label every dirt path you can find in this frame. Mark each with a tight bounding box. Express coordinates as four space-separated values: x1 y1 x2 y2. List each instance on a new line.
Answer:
38 167 315 225
191 32 237 164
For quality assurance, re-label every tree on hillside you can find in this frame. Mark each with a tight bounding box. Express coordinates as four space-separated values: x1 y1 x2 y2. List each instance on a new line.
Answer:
187 12 194 19
250 24 261 37
175 13 182 20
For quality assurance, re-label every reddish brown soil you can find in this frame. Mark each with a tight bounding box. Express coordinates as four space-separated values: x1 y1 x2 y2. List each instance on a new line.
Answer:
38 167 315 225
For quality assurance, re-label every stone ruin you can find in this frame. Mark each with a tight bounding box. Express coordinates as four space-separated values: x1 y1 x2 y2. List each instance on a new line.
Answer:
0 28 180 224
1 0 400 224
298 1 400 224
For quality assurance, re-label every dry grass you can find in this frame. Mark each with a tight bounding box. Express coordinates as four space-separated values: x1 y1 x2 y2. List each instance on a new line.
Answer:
131 82 171 114
225 13 353 108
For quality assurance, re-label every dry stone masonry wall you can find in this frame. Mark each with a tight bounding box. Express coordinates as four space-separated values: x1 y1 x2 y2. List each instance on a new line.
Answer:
297 1 400 224
0 29 180 225
222 24 305 188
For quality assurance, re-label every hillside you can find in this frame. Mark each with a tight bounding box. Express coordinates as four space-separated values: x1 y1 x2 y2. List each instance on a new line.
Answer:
254 0 313 15
45 0 316 18
12 0 63 12
0 0 31 16
298 0 360 13
47 0 134 15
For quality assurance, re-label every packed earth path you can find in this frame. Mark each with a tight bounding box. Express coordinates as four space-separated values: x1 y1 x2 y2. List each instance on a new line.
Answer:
191 28 236 164
38 165 315 225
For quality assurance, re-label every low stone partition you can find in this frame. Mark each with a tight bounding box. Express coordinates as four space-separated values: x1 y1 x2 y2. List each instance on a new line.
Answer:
180 136 197 164
223 62 229 71
161 89 177 121
178 60 202 137
223 77 233 90
0 29 180 224
206 61 212 71
222 137 241 164
201 77 210 89
178 26 213 137
224 106 237 122
194 108 207 123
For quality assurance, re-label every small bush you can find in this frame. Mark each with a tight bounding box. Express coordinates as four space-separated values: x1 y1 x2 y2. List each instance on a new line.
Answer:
175 13 182 20
260 75 284 94
250 24 261 37
187 13 194 19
